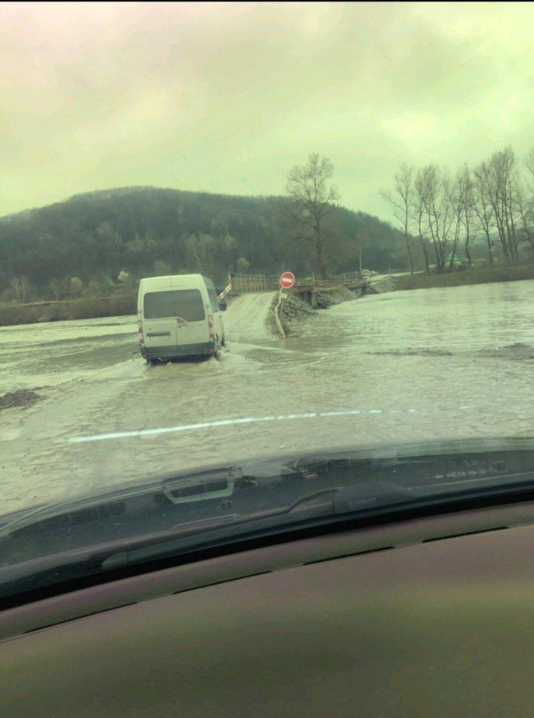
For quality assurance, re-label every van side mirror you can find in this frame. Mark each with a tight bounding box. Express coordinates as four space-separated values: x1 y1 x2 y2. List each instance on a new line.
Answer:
219 300 227 312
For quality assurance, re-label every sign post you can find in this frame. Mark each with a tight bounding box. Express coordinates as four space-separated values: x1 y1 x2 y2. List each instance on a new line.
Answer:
279 271 296 290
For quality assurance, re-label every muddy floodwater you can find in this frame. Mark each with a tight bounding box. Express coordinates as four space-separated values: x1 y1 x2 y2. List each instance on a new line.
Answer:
1 280 534 513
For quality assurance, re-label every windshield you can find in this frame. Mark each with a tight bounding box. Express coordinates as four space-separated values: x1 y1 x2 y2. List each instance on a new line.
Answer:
144 289 205 321
1 1 534 605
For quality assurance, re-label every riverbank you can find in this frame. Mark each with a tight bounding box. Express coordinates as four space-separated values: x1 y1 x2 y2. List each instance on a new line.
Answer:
2 264 533 327
395 264 534 291
0 294 136 326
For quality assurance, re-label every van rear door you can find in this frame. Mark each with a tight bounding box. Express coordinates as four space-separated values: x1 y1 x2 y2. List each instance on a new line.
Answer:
170 280 208 348
143 285 208 350
142 294 178 350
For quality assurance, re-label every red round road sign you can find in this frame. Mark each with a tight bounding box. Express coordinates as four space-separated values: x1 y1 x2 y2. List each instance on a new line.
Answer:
280 271 296 289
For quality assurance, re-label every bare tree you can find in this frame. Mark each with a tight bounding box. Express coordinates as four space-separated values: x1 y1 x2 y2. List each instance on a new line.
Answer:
419 165 454 272
515 182 534 258
447 170 464 271
10 276 32 303
519 147 534 258
413 168 431 273
185 233 218 276
525 148 534 186
381 162 415 275
286 153 340 279
459 165 475 267
447 165 475 270
473 161 496 266
483 146 521 264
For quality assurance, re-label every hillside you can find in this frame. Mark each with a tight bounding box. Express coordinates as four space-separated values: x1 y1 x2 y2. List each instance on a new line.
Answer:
0 186 411 300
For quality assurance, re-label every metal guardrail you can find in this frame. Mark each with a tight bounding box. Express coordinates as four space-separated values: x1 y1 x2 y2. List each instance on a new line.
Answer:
217 283 232 302
224 271 379 298
231 274 279 293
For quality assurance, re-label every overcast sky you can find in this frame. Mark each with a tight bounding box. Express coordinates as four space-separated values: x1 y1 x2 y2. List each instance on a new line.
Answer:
1 1 533 221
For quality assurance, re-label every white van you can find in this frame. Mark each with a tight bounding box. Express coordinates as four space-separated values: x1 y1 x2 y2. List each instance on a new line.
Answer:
137 274 226 364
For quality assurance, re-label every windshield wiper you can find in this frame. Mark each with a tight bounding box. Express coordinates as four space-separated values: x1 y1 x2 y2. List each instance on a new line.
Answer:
4 438 534 607
101 482 414 570
0 482 414 605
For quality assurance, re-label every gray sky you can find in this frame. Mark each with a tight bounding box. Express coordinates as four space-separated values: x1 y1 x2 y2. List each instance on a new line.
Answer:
1 2 533 221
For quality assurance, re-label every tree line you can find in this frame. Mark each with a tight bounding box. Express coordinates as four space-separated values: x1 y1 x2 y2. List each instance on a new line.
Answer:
381 145 534 274
0 179 408 303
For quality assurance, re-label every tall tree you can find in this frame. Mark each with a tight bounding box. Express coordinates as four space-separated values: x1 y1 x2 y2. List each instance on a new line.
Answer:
10 276 32 303
447 165 475 270
515 183 534 258
380 162 415 275
285 153 340 279
473 162 496 266
483 147 521 265
419 165 454 272
185 233 220 278
525 148 534 184
458 165 475 267
414 168 431 273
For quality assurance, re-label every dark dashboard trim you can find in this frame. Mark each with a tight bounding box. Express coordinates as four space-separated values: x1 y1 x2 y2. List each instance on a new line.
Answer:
3 493 534 642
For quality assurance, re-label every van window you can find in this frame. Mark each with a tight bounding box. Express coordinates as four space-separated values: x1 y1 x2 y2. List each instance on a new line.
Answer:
207 287 219 313
144 290 205 321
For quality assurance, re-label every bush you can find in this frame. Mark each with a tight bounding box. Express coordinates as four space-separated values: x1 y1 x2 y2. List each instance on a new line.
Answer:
70 277 83 297
0 287 17 303
153 261 173 276
236 257 250 273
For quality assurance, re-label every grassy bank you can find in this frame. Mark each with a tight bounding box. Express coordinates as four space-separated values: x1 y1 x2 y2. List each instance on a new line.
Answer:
0 294 137 327
395 264 534 291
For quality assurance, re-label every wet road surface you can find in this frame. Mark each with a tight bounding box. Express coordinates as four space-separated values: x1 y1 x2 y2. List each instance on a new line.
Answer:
1 282 534 513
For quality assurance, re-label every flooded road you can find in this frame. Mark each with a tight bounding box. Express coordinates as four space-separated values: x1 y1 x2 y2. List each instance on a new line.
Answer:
1 281 534 513
0 316 138 394
293 279 534 355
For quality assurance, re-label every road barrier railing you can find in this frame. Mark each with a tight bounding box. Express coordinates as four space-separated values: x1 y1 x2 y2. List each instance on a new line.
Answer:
230 274 280 294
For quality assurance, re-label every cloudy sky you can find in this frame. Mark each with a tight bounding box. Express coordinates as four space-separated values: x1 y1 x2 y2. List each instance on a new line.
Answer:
1 1 533 220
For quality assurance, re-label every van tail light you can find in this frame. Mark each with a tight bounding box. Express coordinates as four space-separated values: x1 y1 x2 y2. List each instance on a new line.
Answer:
138 321 144 345
208 315 215 352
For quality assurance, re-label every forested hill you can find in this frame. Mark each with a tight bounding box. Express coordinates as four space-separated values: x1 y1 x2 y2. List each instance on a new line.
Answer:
0 186 409 296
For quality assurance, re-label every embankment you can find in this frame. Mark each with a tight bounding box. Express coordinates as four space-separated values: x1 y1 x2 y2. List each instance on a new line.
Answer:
396 264 534 291
278 286 358 336
0 294 136 327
